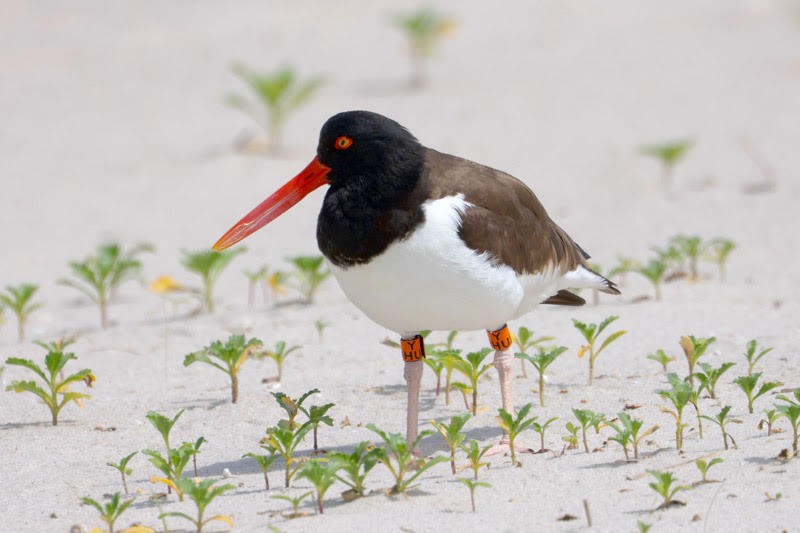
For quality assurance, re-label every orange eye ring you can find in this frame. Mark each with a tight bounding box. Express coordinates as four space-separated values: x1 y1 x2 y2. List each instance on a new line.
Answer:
334 136 353 150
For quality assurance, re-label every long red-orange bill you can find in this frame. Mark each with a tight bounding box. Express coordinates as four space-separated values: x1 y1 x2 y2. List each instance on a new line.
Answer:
212 157 331 251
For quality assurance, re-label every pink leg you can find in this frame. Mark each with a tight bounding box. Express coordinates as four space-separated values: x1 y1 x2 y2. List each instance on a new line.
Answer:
404 360 424 447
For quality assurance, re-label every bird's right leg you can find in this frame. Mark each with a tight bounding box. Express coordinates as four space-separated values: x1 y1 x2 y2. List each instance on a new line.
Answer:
401 334 425 450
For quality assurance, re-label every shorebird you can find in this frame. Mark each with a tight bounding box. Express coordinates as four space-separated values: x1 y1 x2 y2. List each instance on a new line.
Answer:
213 110 619 450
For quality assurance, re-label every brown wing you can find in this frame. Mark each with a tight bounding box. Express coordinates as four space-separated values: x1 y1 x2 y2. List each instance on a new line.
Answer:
419 149 588 276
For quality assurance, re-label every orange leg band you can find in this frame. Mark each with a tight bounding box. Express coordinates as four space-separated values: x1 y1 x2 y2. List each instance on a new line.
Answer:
487 324 513 351
401 335 426 362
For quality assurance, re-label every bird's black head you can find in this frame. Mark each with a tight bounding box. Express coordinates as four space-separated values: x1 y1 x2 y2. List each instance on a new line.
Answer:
316 111 425 190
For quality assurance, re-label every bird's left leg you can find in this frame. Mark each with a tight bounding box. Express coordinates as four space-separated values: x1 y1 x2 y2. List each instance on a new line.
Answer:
401 334 425 452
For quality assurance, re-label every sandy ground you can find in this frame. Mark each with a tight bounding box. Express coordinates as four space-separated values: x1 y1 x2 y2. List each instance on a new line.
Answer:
2 1 800 531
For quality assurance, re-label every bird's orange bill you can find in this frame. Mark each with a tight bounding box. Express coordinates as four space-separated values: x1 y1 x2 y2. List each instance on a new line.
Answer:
212 157 331 251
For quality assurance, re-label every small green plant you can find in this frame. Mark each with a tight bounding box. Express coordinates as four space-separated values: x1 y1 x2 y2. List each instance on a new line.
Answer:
391 7 455 88
607 412 658 461
743 339 774 376
272 491 313 517
430 413 471 474
59 242 148 328
301 401 335 453
700 405 735 450
186 436 206 478
608 256 640 285
775 389 800 453
679 335 716 386
572 408 605 453
286 255 331 304
734 372 781 414
260 340 301 382
459 439 492 480
687 381 704 440
647 469 691 508
314 319 330 341
329 441 381 498
181 248 246 312
441 349 463 405
659 373 693 451
572 316 627 385
634 259 667 301
243 265 269 308
227 64 325 153
515 346 567 406
512 326 554 378
639 139 693 191
563 422 580 450
272 388 318 430
160 478 235 533
695 458 724 483
243 445 279 490
367 424 448 494
651 242 686 278
184 334 263 403
670 235 705 281
458 477 491 513
0 283 42 341
263 424 312 488
637 521 653 533
693 361 736 399
424 350 446 396
531 416 559 453
452 348 493 415
142 409 202 500
760 408 780 436
497 403 537 465
296 458 341 514
646 349 675 373
81 492 136 533
107 451 137 494
705 238 736 281
5 347 93 426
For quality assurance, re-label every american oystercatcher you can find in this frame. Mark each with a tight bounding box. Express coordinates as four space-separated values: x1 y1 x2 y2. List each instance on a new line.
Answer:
214 110 619 450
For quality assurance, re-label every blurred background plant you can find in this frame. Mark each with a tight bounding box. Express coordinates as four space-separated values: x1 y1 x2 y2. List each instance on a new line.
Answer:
391 6 456 88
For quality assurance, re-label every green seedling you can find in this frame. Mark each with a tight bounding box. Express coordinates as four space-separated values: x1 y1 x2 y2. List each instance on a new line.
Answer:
531 416 559 453
634 259 667 301
679 335 716 386
243 265 269 308
107 452 137 494
705 238 736 281
272 388 318 430
458 478 491 513
651 242 686 278
314 319 330 341
5 347 93 426
301 401 335 453
181 248 246 312
227 64 324 154
734 372 781 414
658 373 693 451
142 409 196 498
608 256 639 286
572 408 605 453
607 412 658 461
267 270 290 302
572 315 627 385
59 242 149 328
0 283 41 341
647 469 690 509
430 413 470 474
687 382 704 439
775 389 800 453
329 441 381 498
515 346 567 406
286 255 331 304
646 349 675 373
512 326 554 378
186 436 206 478
695 458 723 483
451 382 473 412
263 423 312 488
459 439 492 480
184 334 263 403
423 350 446 396
452 348 493 415
694 361 736 399
497 403 537 465
743 339 774 376
81 492 136 533
700 405 735 450
637 521 653 533
639 139 693 191
243 445 279 490
760 408 780 436
260 340 301 382
296 458 341 514
670 235 705 281
391 7 455 88
160 477 234 533
563 422 580 450
271 491 313 518
367 424 448 495
440 349 463 405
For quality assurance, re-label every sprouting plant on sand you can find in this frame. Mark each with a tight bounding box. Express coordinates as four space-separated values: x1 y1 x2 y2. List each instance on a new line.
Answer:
573 316 627 385
159 478 235 533
367 424 448 494
268 270 290 302
608 256 639 286
5 346 93 426
391 7 455 88
440 349 463 405
572 408 605 453
243 445 279 490
639 139 693 191
181 248 246 313
659 373 693 451
430 413 470 474
743 339 774 376
81 492 136 533
759 408 780 436
651 242 686 279
272 491 313 518
512 326 554 378
272 388 318 430
301 401 335 453
700 405 735 450
647 349 675 373
452 348 493 415
459 439 492 480
607 412 658 461
647 469 691 509
695 458 724 483
243 265 269 308
296 458 341 514
515 346 567 406
531 417 559 453
0 283 42 342
330 441 381 499
263 423 312 488
458 478 492 513
679 335 716 386
259 340 301 382
775 388 800 453
693 361 735 400
143 410 204 500
705 238 736 281
227 64 325 154
734 372 781 414
670 235 705 281
314 319 330 341
634 258 667 301
107 452 137 494
563 422 580 450
186 436 206 478
59 242 148 328
286 256 331 304
183 334 263 403
496 404 537 465
637 521 653 533
424 350 446 396
687 381 704 440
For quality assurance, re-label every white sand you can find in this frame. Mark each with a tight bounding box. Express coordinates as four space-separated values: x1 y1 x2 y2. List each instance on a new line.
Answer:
2 1 800 531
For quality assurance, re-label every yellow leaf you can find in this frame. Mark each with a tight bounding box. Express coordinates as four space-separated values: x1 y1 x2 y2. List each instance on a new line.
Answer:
206 515 234 527
577 345 588 359
83 373 96 388
679 336 694 359
149 276 182 294
150 476 180 495
122 527 156 533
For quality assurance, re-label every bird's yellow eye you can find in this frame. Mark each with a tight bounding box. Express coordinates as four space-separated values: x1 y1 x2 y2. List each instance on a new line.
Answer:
334 136 353 150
